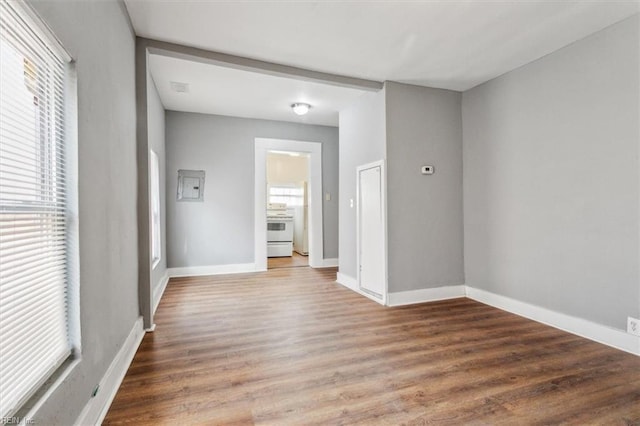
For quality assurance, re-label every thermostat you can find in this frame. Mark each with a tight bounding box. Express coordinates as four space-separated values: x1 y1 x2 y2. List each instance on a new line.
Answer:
421 165 434 175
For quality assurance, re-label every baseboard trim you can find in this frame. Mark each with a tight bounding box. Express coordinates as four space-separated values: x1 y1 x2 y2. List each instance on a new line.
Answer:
150 263 640 356
336 272 384 305
466 286 640 356
152 270 170 314
336 272 357 291
387 285 466 307
168 263 256 278
318 258 338 268
74 316 145 425
335 276 638 355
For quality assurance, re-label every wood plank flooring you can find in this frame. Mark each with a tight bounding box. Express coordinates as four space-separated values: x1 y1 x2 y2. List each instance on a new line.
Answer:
267 252 309 269
104 267 640 425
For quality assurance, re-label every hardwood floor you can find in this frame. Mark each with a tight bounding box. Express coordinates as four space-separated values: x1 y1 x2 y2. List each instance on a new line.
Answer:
104 267 640 425
267 252 309 269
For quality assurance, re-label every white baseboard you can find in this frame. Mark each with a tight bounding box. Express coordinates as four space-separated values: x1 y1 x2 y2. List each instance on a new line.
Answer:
318 258 338 268
466 286 640 356
334 276 638 356
153 270 170 314
388 285 466 307
167 263 256 278
336 272 357 291
336 272 385 305
75 316 145 426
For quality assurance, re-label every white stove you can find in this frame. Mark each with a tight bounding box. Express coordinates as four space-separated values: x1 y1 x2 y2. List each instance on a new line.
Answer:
267 203 293 257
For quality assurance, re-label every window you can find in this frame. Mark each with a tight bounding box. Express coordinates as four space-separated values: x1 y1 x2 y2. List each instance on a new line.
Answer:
268 185 304 207
150 150 161 266
0 0 76 418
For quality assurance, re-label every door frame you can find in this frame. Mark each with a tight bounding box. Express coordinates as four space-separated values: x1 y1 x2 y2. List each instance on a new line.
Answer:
254 138 323 271
356 159 388 305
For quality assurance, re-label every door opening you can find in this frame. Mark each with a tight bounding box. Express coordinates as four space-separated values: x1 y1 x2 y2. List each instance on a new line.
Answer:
266 151 310 269
254 138 323 271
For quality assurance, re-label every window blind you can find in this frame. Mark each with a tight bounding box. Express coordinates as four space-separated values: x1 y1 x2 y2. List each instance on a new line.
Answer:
0 0 71 417
269 185 304 207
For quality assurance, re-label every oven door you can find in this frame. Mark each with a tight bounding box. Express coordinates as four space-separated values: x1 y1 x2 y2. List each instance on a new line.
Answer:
267 219 293 242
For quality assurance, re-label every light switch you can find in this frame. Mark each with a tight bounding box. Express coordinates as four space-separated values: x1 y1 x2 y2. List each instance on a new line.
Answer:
350 198 354 208
325 192 331 201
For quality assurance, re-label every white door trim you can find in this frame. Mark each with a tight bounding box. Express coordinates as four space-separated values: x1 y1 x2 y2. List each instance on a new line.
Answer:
255 138 323 271
356 159 388 305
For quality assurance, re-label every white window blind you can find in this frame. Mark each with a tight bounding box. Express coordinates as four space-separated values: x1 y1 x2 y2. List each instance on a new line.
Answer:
150 149 161 265
0 0 72 418
269 185 304 207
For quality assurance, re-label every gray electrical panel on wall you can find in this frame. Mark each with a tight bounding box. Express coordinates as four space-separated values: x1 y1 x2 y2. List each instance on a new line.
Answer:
177 169 205 202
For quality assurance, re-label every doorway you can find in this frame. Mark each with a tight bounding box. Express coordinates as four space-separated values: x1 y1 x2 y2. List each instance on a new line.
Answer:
266 150 310 269
254 138 323 271
357 160 387 303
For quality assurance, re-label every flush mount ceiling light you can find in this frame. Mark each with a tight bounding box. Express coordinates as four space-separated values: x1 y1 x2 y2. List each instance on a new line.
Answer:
291 103 311 116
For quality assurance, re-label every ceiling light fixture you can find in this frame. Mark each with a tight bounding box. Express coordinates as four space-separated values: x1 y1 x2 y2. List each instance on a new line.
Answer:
291 103 311 116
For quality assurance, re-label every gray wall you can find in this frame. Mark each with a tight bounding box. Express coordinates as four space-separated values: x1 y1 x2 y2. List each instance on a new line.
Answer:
385 81 464 292
148 74 167 291
338 89 387 279
165 112 339 267
462 15 640 330
27 1 139 424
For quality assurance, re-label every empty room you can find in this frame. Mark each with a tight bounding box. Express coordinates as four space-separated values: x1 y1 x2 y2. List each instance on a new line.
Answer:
0 0 639 425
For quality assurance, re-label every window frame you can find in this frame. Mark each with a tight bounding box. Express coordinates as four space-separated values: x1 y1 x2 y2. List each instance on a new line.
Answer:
150 149 161 268
268 183 305 207
0 0 80 418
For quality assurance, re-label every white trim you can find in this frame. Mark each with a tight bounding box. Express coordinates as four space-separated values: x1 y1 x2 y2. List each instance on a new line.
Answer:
336 272 385 305
318 258 338 268
387 285 466 307
466 286 640 356
254 142 268 271
356 160 388 305
336 277 638 355
74 317 145 426
152 270 170 314
167 263 256 278
255 138 324 270
149 149 161 268
336 272 358 291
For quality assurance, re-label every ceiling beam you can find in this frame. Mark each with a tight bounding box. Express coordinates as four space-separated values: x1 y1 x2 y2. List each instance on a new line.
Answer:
139 37 383 92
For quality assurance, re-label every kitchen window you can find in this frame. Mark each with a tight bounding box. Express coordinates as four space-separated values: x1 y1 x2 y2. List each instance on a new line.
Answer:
268 185 304 207
0 0 78 418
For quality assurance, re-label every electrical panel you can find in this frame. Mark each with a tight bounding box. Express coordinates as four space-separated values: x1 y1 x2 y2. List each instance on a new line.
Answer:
177 169 205 202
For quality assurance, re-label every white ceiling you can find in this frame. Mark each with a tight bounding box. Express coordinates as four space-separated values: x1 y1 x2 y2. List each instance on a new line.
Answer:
127 1 639 124
148 54 368 126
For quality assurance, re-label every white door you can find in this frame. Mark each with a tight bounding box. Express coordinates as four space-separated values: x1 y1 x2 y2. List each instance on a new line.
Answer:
358 161 386 300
